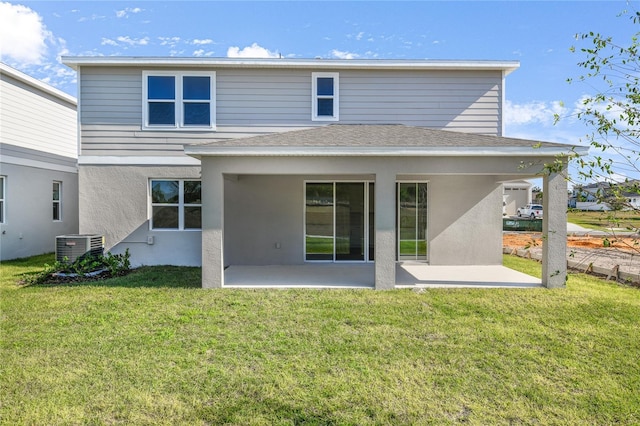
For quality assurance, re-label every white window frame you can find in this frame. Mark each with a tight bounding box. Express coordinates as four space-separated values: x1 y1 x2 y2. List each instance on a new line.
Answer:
142 71 216 131
53 181 62 222
311 72 339 122
149 179 202 231
0 176 5 224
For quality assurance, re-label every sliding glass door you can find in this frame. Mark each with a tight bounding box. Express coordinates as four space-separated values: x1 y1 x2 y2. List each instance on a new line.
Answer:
305 183 334 261
305 182 372 262
397 182 428 261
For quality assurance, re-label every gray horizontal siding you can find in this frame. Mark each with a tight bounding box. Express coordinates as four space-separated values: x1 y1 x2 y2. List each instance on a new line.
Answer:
79 67 503 156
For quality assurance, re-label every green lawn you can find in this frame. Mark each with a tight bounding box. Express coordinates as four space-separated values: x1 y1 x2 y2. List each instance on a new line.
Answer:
568 209 640 232
1 254 639 424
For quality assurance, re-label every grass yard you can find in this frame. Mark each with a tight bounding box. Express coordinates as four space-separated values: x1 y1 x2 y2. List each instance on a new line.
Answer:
1 254 639 424
568 209 640 232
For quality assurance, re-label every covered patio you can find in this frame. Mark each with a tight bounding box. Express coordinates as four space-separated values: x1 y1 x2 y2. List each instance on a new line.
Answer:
185 125 586 290
224 263 541 289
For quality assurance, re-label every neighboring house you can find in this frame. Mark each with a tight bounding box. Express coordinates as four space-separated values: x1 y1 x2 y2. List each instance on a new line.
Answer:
62 56 586 289
571 181 640 211
571 182 611 211
502 181 532 216
0 63 79 261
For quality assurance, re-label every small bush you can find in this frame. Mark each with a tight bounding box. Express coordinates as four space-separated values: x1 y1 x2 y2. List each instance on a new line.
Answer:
21 249 131 286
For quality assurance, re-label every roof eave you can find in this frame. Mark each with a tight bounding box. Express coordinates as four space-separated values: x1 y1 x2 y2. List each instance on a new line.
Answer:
184 145 587 158
61 56 519 74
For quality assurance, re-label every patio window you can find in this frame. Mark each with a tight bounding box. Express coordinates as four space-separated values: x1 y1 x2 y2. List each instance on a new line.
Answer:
312 72 339 121
397 182 428 261
143 71 215 129
150 180 201 230
52 181 61 221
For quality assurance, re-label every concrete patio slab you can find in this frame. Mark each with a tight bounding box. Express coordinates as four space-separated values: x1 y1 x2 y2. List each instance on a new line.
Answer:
224 263 541 289
396 264 542 288
225 264 375 288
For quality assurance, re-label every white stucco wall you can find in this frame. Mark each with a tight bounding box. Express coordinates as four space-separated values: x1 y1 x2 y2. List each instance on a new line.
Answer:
0 163 79 260
79 165 201 266
225 175 304 265
80 155 553 269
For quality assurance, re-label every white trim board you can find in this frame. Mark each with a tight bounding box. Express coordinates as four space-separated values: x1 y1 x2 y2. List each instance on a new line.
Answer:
78 156 201 166
1 156 78 174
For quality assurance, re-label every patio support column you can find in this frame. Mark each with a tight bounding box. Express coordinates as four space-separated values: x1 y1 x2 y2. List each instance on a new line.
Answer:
374 170 396 290
542 168 568 288
201 159 224 288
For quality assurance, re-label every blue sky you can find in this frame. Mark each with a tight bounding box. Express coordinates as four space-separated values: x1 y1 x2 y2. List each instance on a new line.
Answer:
1 1 637 181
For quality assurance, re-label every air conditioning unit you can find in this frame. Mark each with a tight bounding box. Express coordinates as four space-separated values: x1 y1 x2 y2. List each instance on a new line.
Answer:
55 234 104 263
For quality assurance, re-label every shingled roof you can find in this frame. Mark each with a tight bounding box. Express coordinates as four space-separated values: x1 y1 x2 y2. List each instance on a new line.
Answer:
184 124 585 157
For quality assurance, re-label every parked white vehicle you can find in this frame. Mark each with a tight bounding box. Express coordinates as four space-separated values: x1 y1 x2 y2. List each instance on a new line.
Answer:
517 204 543 219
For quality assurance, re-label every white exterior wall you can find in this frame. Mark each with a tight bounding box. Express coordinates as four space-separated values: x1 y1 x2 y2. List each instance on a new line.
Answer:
79 165 201 266
78 153 544 269
78 67 503 157
0 65 78 260
223 174 503 267
576 201 612 211
0 163 78 260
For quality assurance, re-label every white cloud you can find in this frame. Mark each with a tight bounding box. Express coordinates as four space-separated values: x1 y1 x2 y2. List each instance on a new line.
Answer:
571 94 626 123
116 7 143 18
0 2 51 65
355 31 364 41
101 36 149 48
101 38 118 46
78 14 105 22
116 36 149 46
505 100 566 126
193 49 214 57
159 36 181 47
330 49 358 60
192 39 213 45
227 43 279 58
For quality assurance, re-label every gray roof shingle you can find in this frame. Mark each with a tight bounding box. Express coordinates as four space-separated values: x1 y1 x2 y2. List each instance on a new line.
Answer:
184 124 588 157
190 124 570 149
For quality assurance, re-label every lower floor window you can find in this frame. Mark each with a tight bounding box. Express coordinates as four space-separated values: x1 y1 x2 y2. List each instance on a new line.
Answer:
53 181 61 221
150 179 201 230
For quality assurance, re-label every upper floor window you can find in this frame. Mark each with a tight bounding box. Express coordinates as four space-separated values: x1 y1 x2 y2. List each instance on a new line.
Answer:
53 181 62 221
312 72 339 122
150 180 201 230
0 176 5 224
143 71 216 130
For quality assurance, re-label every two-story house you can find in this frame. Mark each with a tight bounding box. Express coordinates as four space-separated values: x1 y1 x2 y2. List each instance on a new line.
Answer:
62 57 585 289
0 63 79 260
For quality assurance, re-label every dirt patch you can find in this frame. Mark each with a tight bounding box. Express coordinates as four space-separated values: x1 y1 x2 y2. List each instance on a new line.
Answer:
503 232 640 284
503 233 640 253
